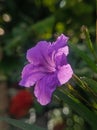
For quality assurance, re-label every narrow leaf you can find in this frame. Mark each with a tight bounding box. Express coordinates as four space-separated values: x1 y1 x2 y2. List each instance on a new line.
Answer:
82 77 97 93
0 117 47 130
55 89 97 130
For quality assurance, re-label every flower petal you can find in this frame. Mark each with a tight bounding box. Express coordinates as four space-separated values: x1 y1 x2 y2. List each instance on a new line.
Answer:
34 73 60 105
55 54 67 67
55 46 69 67
19 64 46 87
57 46 69 56
57 64 73 85
49 34 69 53
26 41 51 65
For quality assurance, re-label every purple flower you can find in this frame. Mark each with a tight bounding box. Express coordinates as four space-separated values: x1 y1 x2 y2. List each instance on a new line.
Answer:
19 34 73 105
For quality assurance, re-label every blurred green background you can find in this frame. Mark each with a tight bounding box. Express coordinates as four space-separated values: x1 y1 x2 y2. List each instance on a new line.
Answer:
0 0 96 130
0 0 95 81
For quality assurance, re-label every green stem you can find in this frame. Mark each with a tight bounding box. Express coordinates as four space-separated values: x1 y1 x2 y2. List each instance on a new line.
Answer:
73 74 97 99
81 79 97 98
82 26 97 62
73 74 86 89
66 83 97 110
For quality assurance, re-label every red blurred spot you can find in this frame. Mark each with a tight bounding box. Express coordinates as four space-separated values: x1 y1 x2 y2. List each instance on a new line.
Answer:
9 90 34 119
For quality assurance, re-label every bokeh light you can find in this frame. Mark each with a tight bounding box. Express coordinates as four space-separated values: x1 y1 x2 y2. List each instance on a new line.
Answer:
63 106 70 115
2 13 11 22
0 27 5 36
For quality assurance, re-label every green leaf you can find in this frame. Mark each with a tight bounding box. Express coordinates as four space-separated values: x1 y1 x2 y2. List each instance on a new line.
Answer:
0 117 47 130
82 77 97 93
55 89 97 130
30 16 54 34
69 43 97 73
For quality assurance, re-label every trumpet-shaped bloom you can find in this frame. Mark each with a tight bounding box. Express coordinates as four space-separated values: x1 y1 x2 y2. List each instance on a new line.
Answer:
19 34 73 105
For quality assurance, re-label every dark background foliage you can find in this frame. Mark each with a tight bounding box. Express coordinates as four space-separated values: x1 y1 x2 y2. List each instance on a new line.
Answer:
0 0 95 82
